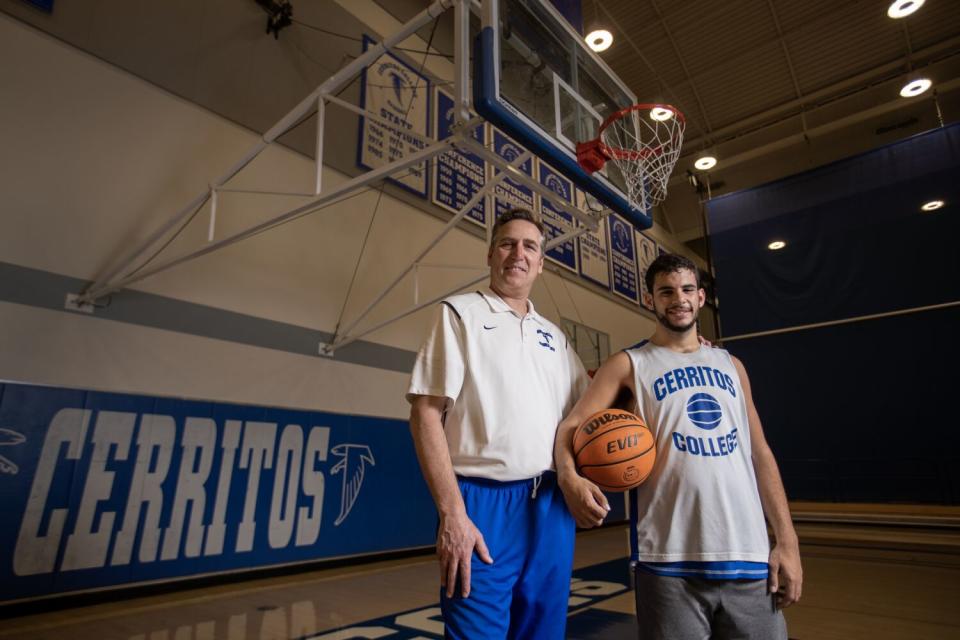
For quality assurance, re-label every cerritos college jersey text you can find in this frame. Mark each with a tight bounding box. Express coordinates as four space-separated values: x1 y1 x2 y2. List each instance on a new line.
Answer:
625 341 770 579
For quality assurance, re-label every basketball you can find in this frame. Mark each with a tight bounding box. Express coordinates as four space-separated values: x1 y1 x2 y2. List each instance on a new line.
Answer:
573 409 656 492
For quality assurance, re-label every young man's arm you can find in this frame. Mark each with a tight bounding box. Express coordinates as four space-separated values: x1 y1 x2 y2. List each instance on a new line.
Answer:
409 394 493 598
732 356 803 608
554 351 634 528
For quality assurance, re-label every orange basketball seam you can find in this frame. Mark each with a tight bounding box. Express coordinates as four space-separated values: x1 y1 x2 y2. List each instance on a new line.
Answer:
573 423 650 458
576 444 655 469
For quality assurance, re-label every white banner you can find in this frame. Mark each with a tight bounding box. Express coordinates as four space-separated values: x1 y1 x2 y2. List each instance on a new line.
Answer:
358 38 430 197
576 190 610 288
636 231 658 310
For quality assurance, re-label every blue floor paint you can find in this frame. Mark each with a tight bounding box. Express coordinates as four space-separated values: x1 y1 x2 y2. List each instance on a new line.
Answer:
567 609 637 639
302 557 635 638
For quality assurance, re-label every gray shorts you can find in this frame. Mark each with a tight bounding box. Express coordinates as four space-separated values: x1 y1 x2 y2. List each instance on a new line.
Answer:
633 566 787 640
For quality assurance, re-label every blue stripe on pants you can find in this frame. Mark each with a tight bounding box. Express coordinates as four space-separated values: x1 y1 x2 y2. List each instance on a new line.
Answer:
442 472 575 640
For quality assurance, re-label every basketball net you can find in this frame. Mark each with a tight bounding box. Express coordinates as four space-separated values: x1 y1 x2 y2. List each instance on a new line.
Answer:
576 104 685 214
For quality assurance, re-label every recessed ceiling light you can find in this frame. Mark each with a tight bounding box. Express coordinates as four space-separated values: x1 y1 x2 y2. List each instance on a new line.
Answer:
694 156 717 170
650 107 674 121
921 200 944 211
900 78 932 97
768 241 786 250
887 0 925 19
585 29 613 52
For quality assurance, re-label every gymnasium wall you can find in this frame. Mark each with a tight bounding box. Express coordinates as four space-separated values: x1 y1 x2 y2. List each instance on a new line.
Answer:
0 10 659 602
708 123 960 505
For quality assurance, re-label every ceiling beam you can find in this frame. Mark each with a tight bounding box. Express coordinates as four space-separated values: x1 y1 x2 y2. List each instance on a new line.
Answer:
765 0 808 135
591 0 705 138
646 0 715 138
671 75 960 242
679 34 960 156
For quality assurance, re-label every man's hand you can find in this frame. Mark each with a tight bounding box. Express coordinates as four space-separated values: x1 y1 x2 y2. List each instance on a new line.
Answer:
437 511 493 598
697 334 713 348
558 473 610 528
768 541 802 608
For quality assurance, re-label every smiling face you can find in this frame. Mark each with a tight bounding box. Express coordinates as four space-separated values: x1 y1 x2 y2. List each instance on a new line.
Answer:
487 218 544 299
652 268 705 334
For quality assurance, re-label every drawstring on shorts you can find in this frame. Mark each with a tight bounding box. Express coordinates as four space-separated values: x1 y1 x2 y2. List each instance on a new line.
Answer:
531 474 542 499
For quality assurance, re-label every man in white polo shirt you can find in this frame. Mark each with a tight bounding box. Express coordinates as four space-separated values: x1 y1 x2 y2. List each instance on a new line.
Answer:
407 208 590 639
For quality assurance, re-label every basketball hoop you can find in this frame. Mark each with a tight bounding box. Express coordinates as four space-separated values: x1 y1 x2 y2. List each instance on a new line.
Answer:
576 104 685 214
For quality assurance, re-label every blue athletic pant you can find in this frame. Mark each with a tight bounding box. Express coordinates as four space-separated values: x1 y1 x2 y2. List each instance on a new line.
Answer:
441 472 575 640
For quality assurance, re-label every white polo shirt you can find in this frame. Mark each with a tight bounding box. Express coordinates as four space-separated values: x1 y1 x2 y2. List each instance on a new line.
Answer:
407 287 588 481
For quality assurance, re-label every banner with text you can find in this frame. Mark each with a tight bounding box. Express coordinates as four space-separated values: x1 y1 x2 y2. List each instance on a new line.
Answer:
608 214 640 304
0 383 435 602
538 161 578 273
636 231 658 310
432 89 487 227
489 127 535 220
358 37 431 197
576 190 611 289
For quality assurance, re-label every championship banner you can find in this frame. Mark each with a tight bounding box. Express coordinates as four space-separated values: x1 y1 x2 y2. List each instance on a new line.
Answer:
489 127 535 220
537 161 577 273
636 231 658 310
0 383 435 603
432 89 487 227
576 190 611 289
608 213 640 304
357 36 431 197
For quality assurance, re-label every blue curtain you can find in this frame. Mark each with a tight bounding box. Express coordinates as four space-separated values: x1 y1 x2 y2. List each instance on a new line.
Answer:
707 124 960 504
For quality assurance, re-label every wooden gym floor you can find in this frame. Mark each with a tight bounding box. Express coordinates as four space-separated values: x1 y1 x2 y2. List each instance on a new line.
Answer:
2 504 958 639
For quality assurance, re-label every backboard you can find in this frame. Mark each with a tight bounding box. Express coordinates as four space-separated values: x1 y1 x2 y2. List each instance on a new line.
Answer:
473 0 650 228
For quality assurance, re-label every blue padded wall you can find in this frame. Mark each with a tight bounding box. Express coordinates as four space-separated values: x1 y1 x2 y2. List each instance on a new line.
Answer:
707 124 960 504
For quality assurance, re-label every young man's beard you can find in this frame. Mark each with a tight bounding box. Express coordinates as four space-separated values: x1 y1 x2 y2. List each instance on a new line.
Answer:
656 305 699 333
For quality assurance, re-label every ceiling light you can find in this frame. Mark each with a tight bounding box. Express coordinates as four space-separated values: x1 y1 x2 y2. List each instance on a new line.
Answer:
694 156 717 171
921 200 944 211
585 29 613 52
768 241 786 250
900 78 932 97
887 0 925 19
650 107 674 121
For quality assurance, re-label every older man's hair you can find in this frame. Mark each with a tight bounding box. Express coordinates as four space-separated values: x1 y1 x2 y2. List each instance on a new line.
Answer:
489 208 545 251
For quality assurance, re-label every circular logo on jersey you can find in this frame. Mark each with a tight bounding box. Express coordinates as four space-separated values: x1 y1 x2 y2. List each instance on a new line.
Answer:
686 393 722 430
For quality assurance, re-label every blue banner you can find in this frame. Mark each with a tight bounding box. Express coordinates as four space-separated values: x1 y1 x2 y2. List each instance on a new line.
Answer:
608 214 639 304
538 162 578 272
490 128 535 220
0 383 435 602
432 90 487 227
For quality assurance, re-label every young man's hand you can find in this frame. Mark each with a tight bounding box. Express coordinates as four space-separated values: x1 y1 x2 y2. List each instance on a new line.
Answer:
558 473 610 528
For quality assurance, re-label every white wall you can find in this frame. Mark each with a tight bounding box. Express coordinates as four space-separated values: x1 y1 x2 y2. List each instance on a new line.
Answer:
0 14 659 420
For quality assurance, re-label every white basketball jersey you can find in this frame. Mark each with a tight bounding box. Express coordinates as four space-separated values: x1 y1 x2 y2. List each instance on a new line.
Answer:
625 341 770 564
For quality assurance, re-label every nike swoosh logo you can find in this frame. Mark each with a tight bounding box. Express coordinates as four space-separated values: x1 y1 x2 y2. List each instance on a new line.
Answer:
483 325 496 330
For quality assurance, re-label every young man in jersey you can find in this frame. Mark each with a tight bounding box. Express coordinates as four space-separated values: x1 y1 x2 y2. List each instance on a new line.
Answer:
407 208 588 639
555 253 802 639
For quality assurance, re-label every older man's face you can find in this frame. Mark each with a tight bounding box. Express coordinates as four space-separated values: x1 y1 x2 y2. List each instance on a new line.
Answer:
487 219 544 297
